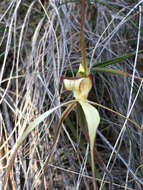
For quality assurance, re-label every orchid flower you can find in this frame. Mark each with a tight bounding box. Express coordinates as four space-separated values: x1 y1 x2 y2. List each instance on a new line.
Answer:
61 63 100 189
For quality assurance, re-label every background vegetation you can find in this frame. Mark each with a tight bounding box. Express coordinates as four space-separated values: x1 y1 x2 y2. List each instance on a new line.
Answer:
0 0 143 189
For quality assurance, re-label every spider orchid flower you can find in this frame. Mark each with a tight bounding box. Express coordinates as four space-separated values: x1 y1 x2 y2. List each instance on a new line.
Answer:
62 65 100 190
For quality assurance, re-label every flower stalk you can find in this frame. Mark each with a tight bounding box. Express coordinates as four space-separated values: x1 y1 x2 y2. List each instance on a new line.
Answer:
78 0 89 77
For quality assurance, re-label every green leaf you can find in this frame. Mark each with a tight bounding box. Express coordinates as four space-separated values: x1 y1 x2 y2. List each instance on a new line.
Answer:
92 67 129 77
92 49 143 68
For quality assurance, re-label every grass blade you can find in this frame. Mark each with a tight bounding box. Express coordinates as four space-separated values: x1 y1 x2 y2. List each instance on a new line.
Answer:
2 100 75 190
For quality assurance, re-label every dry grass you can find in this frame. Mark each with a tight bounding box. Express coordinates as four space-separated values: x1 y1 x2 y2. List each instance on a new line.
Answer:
0 0 143 189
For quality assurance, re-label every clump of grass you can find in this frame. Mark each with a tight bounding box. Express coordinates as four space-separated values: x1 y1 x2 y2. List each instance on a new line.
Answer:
0 1 143 190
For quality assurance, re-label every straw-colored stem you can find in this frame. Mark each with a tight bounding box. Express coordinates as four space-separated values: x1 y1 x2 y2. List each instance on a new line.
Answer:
91 147 97 190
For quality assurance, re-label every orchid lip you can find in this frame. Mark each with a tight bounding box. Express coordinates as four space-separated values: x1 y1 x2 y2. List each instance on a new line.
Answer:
62 74 93 100
61 74 93 82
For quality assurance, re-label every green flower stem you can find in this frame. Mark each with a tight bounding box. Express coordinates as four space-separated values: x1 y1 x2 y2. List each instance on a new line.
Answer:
80 0 89 76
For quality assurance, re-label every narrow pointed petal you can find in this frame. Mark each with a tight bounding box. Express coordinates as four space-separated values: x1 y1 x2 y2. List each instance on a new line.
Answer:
79 100 100 190
78 100 100 148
